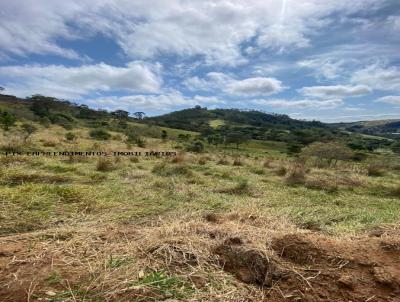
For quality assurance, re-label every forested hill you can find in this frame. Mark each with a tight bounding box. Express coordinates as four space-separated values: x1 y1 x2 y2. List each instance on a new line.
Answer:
145 107 326 132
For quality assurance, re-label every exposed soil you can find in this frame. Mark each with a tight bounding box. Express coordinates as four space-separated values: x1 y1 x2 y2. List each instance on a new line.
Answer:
1 219 400 301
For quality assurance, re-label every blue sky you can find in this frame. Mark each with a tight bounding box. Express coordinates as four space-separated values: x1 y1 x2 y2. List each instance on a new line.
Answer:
0 0 399 122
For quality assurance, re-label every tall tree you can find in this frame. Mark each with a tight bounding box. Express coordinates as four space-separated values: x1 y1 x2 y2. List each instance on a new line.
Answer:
112 110 129 119
133 112 145 120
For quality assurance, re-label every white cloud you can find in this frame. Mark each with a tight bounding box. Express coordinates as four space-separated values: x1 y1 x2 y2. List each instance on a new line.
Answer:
225 77 284 96
351 65 400 92
387 15 400 32
0 0 386 65
297 58 346 80
86 91 224 112
299 85 371 98
252 98 343 109
184 73 285 97
0 61 161 99
257 24 310 52
375 95 400 105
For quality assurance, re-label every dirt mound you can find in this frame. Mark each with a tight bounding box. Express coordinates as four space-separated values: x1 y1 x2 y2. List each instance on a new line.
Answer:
270 234 332 265
214 242 287 286
266 234 400 302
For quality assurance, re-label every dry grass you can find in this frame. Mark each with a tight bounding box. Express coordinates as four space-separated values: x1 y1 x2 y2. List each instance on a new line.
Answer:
0 211 296 301
96 157 115 172
285 162 306 185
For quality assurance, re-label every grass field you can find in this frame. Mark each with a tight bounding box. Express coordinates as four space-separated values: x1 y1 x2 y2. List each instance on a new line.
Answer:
1 124 400 301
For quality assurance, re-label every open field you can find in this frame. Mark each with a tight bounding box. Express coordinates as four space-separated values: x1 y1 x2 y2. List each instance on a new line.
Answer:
1 124 400 301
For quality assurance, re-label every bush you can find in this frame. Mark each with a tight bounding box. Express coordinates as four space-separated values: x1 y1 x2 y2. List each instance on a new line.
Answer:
0 111 16 130
198 157 208 165
89 129 111 140
286 162 306 185
130 157 139 163
96 158 115 172
217 157 229 165
152 163 193 177
171 153 185 163
390 184 400 197
367 162 385 177
21 123 37 141
275 166 287 176
302 142 354 166
233 158 243 166
186 141 204 153
65 132 76 141
136 137 146 148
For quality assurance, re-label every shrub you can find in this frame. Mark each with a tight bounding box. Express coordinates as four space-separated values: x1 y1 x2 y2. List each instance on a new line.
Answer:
286 162 306 185
275 166 287 176
302 142 354 166
198 157 208 165
152 163 193 177
186 141 204 153
89 129 111 140
130 157 139 163
21 123 37 141
0 111 16 130
233 158 243 166
161 130 168 140
217 157 229 165
171 153 185 163
136 137 146 148
96 158 115 172
390 184 400 197
65 132 76 141
367 163 385 177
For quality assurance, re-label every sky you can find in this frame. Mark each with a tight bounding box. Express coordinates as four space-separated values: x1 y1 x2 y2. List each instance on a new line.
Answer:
0 0 399 122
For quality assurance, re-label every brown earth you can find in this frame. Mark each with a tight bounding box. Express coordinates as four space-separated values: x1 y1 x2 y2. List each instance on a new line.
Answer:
1 215 400 301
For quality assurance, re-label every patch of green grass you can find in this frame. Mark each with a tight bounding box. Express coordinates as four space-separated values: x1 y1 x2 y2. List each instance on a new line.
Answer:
209 119 225 128
132 270 194 300
152 163 193 177
106 255 131 268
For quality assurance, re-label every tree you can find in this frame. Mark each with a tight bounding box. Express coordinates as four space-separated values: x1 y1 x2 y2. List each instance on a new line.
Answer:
302 142 354 165
177 134 190 143
161 130 168 140
28 95 54 117
112 110 129 119
134 112 145 120
0 111 16 130
186 141 204 153
225 131 250 149
287 142 302 155
21 123 37 141
207 134 224 147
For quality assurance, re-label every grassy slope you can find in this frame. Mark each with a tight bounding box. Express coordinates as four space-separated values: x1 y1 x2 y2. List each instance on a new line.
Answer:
0 123 399 237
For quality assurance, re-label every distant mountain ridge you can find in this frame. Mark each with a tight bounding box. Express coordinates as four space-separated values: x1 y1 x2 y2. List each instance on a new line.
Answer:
333 119 400 136
145 106 327 132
